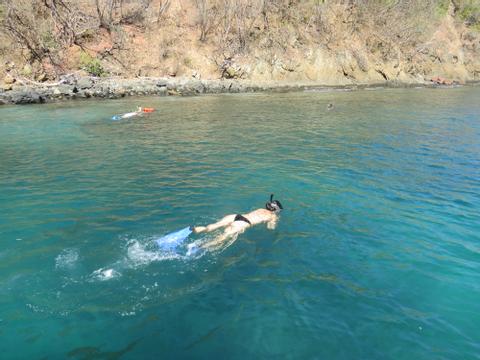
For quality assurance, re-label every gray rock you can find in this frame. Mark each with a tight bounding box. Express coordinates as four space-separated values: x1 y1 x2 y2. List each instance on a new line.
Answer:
77 77 93 89
60 74 76 85
184 80 204 94
57 84 74 95
9 89 43 104
205 80 224 93
114 87 127 96
166 80 177 90
156 87 168 95
228 81 242 93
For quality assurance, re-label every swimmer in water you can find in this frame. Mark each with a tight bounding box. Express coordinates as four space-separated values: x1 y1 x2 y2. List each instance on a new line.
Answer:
118 106 142 119
192 194 283 249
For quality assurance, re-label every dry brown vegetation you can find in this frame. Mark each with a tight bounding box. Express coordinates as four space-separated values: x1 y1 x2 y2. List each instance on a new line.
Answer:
0 0 479 83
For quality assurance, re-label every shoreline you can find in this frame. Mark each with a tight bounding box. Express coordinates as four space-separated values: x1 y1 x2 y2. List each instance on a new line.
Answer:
0 76 478 105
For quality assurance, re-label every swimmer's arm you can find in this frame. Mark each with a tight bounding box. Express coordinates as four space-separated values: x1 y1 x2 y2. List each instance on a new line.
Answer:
193 214 236 234
266 215 278 230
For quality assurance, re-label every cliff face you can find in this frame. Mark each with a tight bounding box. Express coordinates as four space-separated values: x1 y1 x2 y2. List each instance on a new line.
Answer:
1 1 479 87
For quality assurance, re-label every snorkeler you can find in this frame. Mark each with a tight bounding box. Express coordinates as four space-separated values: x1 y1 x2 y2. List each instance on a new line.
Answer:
113 106 142 120
112 106 155 120
191 194 283 249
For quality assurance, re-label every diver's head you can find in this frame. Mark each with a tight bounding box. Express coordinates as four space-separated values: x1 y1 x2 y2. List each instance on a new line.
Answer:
266 194 283 212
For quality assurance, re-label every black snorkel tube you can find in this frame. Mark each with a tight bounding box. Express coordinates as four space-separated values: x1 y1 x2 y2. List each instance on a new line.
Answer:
266 194 283 212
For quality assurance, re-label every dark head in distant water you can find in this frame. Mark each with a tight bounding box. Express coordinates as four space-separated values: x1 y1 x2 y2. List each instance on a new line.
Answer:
327 103 334 110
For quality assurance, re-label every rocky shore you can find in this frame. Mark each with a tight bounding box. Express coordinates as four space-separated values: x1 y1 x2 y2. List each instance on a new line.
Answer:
0 75 476 105
0 76 287 105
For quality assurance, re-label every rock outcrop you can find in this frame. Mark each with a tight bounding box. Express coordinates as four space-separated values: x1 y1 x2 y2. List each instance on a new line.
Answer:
1 74 473 105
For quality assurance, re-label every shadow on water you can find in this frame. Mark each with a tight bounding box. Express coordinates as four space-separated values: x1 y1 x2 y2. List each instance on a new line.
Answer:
66 338 141 360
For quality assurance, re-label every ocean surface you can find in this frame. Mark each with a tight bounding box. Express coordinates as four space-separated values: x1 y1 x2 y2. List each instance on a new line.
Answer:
0 87 479 359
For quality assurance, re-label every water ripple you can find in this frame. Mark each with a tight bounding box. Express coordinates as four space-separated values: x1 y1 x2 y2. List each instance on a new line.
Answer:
1 88 479 359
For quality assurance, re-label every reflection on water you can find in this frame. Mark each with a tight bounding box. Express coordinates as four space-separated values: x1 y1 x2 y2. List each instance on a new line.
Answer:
0 87 479 359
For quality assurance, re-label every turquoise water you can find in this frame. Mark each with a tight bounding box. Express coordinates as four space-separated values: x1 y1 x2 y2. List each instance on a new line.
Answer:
1 87 479 359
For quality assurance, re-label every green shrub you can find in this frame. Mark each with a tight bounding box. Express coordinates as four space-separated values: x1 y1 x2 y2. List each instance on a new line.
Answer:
79 52 106 77
183 56 193 68
458 0 480 28
435 0 450 17
41 30 57 50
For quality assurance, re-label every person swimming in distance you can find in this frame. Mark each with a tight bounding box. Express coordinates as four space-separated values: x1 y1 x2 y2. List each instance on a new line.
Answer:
191 194 283 250
327 103 334 110
117 106 143 119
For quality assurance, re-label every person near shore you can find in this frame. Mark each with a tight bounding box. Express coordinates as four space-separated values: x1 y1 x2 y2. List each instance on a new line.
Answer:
118 106 143 119
112 106 155 120
191 194 283 249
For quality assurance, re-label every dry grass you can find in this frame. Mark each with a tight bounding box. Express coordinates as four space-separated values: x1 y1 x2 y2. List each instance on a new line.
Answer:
0 0 478 81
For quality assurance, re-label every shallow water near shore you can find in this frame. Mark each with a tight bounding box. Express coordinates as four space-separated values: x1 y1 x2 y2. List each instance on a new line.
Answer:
1 87 479 359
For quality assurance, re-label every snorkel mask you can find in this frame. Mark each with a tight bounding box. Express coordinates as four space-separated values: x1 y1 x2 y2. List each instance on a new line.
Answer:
266 194 283 212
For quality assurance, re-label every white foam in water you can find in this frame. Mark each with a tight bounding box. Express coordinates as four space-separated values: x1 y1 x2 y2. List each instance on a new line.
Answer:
55 249 79 269
186 242 198 257
26 303 45 313
186 240 208 258
86 237 190 283
120 311 136 317
91 267 120 281
125 239 182 268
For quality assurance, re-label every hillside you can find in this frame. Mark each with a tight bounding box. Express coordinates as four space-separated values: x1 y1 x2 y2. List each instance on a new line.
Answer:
1 0 479 87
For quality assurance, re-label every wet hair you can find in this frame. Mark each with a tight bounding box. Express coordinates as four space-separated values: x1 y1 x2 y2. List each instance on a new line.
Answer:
266 194 283 212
